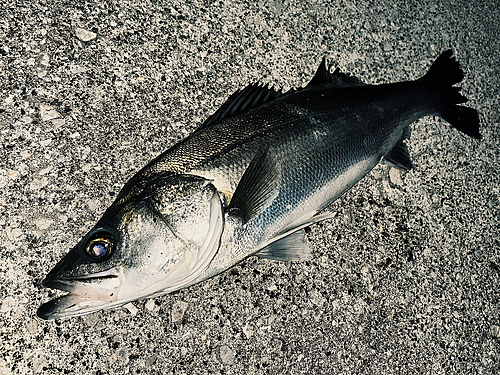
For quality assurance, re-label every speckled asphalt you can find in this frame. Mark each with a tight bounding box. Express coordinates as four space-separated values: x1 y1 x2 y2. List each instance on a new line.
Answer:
1 1 499 374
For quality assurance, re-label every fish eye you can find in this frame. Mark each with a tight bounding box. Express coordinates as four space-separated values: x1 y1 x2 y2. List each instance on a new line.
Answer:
86 232 114 261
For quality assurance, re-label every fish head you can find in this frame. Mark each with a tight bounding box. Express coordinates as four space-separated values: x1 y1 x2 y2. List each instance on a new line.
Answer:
38 174 224 320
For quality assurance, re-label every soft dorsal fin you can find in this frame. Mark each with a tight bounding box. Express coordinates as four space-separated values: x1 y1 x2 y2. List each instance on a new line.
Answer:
196 83 287 132
306 57 365 88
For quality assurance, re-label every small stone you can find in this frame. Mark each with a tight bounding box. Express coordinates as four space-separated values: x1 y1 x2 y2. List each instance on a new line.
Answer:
361 265 370 276
30 177 48 190
219 345 235 365
7 170 19 180
27 320 38 334
243 323 254 339
40 104 61 121
34 218 53 230
5 227 22 241
145 355 156 366
1 297 17 312
82 163 92 172
40 54 49 66
70 64 89 74
309 289 326 307
124 302 138 315
389 168 403 185
51 118 65 128
171 301 189 322
75 27 97 42
38 166 52 175
145 300 156 311
490 325 500 338
20 116 33 124
86 199 100 212
40 139 52 147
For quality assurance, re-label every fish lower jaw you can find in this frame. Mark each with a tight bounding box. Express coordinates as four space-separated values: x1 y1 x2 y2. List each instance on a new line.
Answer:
37 291 132 320
38 271 124 319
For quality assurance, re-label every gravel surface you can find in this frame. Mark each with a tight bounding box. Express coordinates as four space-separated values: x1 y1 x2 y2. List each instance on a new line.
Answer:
1 1 499 374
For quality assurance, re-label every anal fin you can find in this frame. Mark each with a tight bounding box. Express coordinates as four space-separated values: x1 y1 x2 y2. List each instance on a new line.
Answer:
382 138 413 171
256 211 337 262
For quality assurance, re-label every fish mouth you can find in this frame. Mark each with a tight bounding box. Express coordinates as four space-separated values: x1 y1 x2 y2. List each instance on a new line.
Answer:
37 268 123 320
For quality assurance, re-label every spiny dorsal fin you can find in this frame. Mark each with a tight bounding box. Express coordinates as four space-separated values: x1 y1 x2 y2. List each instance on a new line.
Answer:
227 146 280 224
306 57 365 88
196 58 364 133
196 83 287 132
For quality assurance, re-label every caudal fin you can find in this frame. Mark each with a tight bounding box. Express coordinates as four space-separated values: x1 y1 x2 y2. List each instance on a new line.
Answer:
421 49 481 139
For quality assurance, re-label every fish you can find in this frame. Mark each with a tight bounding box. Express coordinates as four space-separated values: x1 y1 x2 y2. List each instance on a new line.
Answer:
37 50 480 320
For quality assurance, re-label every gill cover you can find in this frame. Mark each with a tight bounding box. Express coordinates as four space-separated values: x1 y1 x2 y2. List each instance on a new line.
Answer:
138 173 225 296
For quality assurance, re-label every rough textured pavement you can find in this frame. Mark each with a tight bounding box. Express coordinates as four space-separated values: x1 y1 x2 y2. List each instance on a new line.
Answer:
1 1 499 374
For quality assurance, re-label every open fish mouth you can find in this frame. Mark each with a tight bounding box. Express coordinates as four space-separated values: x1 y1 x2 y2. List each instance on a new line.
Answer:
37 268 123 320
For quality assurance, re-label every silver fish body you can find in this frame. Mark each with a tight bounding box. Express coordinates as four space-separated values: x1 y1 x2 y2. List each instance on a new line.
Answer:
38 50 480 319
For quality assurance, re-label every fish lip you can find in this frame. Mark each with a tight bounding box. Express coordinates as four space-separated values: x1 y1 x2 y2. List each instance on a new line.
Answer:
38 269 122 320
37 293 85 320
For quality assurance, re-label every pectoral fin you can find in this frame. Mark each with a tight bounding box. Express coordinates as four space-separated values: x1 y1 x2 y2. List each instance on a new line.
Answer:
228 146 280 224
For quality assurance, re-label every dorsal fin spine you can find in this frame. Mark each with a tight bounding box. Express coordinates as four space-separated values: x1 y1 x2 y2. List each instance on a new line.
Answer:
195 58 364 133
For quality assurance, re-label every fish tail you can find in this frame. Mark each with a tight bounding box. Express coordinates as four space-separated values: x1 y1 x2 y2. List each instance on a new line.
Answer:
421 49 481 139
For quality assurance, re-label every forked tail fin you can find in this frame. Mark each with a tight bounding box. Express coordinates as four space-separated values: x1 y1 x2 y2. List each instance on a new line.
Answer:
420 49 481 139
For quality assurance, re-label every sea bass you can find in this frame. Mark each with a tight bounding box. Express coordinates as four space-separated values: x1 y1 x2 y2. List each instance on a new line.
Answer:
37 50 480 320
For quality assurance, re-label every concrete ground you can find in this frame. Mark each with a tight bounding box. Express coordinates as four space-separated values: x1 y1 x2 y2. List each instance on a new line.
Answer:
1 0 499 374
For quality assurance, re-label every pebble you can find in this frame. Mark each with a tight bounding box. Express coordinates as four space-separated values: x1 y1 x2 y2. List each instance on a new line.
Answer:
70 64 89 74
5 227 22 241
29 177 48 190
389 168 403 185
219 345 235 365
1 297 17 312
243 323 254 339
145 300 156 311
75 27 97 42
38 166 52 175
39 104 60 122
34 218 53 230
27 320 38 334
490 325 500 338
86 199 100 212
124 302 138 316
171 301 189 322
7 170 19 180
